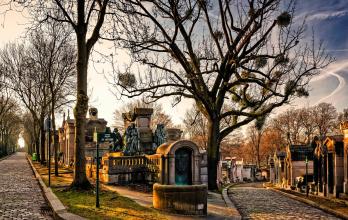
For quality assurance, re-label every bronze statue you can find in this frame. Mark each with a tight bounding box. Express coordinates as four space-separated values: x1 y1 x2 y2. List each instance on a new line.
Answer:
124 123 139 155
154 124 166 149
112 128 124 152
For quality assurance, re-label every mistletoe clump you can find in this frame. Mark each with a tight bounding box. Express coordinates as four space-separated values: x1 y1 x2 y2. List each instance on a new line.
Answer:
296 87 309 97
272 70 283 78
275 54 289 66
277 12 291 27
284 80 296 95
255 57 268 68
119 73 136 87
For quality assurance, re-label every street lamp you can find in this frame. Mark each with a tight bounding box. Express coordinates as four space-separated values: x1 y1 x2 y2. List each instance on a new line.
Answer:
93 128 100 208
305 155 308 197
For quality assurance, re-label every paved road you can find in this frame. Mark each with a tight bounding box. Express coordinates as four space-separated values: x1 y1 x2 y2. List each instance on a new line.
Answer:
0 152 52 219
229 186 340 220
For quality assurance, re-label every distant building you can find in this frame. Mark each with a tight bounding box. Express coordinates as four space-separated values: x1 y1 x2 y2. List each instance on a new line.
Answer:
218 156 257 183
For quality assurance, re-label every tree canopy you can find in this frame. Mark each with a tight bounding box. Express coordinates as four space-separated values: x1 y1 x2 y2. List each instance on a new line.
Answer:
111 0 332 189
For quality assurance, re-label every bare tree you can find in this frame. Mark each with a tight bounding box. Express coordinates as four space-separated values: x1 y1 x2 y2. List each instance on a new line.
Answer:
0 97 21 156
298 106 316 143
271 108 303 144
21 111 38 155
112 0 332 189
183 106 209 149
1 43 51 163
313 102 337 138
247 118 268 168
6 0 118 189
28 22 76 176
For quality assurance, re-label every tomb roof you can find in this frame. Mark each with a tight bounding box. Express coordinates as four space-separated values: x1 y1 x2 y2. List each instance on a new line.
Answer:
325 135 343 143
288 144 314 161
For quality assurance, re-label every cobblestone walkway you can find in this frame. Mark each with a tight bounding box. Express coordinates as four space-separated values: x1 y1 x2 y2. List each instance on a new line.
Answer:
0 152 52 219
229 187 340 220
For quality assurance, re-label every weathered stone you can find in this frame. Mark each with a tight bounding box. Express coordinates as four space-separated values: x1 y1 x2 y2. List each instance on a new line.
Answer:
166 128 182 141
153 183 207 216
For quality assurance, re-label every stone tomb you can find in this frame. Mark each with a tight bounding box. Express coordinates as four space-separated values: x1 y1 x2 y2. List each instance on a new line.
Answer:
285 144 314 187
85 107 208 216
323 135 344 197
58 108 108 167
155 140 206 185
271 151 287 186
340 121 348 197
153 140 207 216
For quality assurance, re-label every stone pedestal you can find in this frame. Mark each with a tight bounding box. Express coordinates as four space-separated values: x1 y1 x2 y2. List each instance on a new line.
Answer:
153 184 207 216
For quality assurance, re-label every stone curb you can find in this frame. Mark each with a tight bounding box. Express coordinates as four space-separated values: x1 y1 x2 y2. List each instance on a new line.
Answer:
222 185 242 220
269 187 348 220
26 155 86 220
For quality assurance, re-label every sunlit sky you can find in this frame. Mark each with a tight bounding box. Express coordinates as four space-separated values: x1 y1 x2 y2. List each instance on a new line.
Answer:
1 0 348 130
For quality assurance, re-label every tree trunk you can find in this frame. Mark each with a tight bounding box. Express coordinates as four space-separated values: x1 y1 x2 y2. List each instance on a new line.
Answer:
35 138 40 160
51 105 59 176
256 142 260 168
207 117 220 190
70 28 91 189
40 118 46 164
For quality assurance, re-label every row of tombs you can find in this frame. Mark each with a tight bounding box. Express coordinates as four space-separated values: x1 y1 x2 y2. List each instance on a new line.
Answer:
56 107 208 215
269 121 348 199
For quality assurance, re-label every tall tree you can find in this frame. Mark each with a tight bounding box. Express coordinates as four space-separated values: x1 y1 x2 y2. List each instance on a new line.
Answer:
313 102 337 138
271 108 303 144
21 111 38 155
247 117 268 168
112 0 331 189
0 97 21 156
29 22 76 176
298 106 316 143
8 0 117 189
1 43 51 163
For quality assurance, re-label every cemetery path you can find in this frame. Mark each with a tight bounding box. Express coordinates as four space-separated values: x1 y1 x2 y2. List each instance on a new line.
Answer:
228 186 340 220
0 152 53 220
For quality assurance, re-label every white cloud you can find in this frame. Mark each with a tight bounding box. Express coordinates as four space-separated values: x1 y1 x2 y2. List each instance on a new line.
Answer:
295 10 348 22
312 60 348 104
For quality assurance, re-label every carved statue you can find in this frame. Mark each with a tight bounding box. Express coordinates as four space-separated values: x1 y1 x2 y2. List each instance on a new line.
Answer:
124 123 139 155
112 128 124 152
154 124 166 149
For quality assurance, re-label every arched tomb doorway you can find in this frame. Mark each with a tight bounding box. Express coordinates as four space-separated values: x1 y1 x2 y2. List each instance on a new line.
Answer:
175 147 192 185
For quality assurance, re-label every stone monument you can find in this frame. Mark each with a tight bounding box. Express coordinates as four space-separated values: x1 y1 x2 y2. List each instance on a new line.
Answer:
86 107 208 216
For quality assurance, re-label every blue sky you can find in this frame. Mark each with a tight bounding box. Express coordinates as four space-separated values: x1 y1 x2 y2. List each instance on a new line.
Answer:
290 0 348 111
1 1 348 127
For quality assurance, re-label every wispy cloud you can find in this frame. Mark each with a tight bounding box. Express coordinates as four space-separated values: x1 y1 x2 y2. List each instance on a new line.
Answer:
294 10 348 23
312 60 348 104
307 10 348 21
